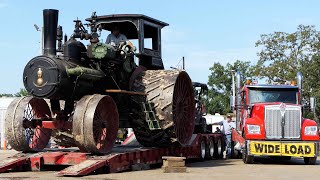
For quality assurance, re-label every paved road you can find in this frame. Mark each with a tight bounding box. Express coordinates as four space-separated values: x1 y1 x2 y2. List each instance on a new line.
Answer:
0 150 319 180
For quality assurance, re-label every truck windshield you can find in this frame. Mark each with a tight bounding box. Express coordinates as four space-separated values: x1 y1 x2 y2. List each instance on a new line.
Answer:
248 88 298 104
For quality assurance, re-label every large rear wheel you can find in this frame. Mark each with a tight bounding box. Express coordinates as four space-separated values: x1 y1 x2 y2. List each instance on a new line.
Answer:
131 70 195 147
5 97 52 152
72 94 119 154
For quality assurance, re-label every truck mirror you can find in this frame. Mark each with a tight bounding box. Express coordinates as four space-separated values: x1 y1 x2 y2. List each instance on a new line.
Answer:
310 97 316 112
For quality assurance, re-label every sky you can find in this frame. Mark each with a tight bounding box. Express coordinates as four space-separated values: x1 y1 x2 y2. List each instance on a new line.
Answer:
1 0 320 94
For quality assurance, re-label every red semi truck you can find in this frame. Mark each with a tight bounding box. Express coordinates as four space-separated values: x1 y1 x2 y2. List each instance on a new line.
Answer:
233 72 319 164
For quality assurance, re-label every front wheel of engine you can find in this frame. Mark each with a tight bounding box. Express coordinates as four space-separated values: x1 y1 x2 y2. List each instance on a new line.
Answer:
5 97 52 152
72 94 119 154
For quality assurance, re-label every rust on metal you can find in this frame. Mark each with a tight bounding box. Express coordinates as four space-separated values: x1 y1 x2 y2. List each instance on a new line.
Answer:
41 120 72 130
131 70 195 147
5 97 52 152
73 94 119 154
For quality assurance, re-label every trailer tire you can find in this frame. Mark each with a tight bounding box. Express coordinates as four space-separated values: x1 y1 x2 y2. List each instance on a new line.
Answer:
206 137 215 159
200 139 206 161
214 137 223 159
304 157 317 165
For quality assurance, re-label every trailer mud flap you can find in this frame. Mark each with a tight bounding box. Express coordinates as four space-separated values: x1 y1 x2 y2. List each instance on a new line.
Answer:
249 141 316 157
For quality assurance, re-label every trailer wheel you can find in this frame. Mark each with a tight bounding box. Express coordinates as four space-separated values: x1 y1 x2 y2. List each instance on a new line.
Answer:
214 137 223 159
206 138 214 159
304 157 317 165
200 139 206 161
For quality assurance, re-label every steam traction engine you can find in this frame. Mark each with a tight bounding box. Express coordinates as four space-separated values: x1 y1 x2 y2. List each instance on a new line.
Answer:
234 72 319 164
5 9 195 154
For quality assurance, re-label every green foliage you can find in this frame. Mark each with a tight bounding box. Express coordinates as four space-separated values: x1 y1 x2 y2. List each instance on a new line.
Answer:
0 89 28 98
206 60 252 115
14 88 29 97
206 25 320 120
254 25 320 120
254 25 320 82
0 93 14 97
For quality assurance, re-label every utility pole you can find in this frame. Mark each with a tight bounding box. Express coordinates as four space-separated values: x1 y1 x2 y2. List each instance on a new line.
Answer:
230 70 236 114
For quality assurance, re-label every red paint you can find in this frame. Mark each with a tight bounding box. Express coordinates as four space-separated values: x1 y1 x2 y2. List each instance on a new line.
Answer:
232 129 245 146
41 152 67 164
0 158 27 173
0 133 225 177
41 120 72 130
301 119 319 141
30 156 43 171
240 85 319 142
56 152 87 165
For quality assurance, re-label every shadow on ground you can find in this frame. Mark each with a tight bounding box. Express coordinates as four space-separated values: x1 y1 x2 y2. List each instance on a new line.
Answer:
186 159 237 168
254 157 319 165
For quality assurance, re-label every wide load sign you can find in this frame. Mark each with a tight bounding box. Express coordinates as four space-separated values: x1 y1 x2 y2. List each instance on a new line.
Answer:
249 141 315 157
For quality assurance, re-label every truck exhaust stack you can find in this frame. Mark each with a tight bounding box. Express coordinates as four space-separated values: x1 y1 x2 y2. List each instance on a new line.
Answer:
235 71 241 130
296 72 303 105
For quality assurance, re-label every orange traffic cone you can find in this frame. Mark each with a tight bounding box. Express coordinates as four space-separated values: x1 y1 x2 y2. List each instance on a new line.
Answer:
3 139 7 150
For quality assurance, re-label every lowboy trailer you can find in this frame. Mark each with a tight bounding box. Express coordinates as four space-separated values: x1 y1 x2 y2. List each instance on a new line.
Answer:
0 133 224 177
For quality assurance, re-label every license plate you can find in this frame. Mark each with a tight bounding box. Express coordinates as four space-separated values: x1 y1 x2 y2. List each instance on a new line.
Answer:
249 141 315 157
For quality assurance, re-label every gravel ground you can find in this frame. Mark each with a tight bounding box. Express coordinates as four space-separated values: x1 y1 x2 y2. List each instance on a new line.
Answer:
0 150 319 180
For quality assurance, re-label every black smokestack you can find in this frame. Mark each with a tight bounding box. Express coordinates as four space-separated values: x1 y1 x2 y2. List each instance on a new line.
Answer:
43 9 59 57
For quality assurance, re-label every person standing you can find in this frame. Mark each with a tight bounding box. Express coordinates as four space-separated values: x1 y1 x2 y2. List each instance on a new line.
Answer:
224 114 236 157
213 114 236 158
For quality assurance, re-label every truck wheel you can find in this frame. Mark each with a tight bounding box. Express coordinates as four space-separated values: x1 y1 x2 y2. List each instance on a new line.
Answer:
242 145 254 164
304 157 317 165
200 139 206 161
214 137 223 159
206 138 215 159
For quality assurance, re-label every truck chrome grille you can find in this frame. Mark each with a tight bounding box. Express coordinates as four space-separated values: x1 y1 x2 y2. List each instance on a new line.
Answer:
265 105 301 139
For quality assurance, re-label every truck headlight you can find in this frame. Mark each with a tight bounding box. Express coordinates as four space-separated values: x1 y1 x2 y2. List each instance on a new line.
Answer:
247 125 261 134
304 126 318 136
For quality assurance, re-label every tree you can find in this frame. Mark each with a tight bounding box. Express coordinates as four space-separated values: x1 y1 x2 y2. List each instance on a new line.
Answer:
254 25 320 82
206 60 253 115
0 93 13 97
14 88 29 97
254 25 320 120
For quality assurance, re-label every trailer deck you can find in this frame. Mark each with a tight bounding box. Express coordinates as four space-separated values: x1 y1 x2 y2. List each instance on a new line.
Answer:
0 133 224 177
